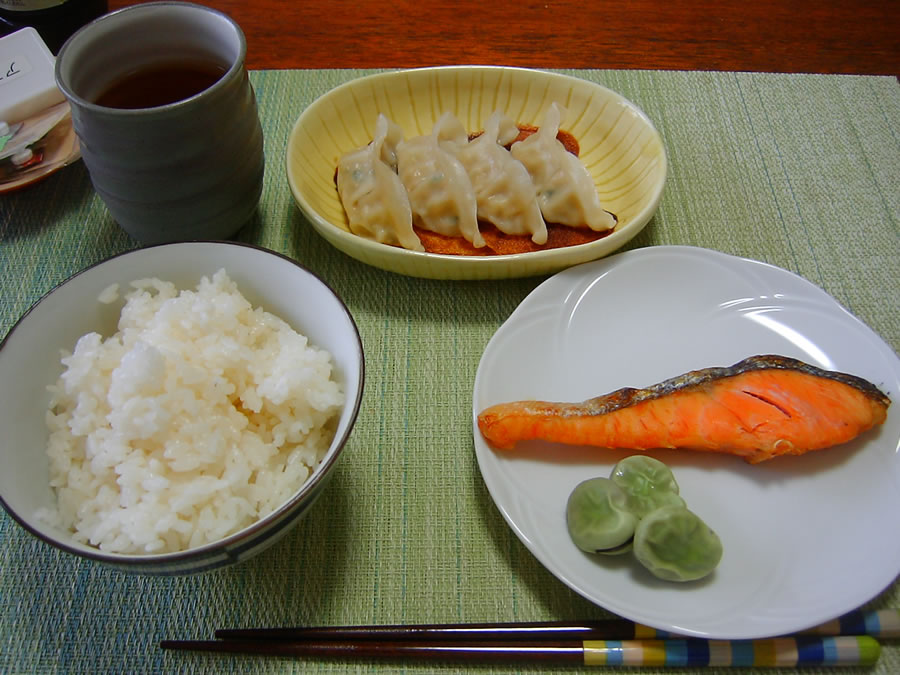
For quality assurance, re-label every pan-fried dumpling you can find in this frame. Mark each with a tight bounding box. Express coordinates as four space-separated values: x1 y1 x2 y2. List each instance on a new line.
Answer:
336 114 424 251
510 102 616 231
396 113 485 248
376 114 402 172
448 111 547 245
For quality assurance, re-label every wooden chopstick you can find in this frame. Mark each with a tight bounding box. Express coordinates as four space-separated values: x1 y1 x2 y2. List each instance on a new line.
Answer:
215 618 636 642
213 608 900 643
160 635 882 667
161 610 897 666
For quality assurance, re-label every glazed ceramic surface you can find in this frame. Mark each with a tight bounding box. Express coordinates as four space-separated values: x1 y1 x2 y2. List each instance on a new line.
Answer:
473 246 900 639
0 242 364 574
286 66 666 280
55 2 264 243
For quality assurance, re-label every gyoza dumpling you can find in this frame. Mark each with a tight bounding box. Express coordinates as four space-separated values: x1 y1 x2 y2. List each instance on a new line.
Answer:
449 111 547 245
336 114 424 251
376 114 402 172
510 102 616 231
396 113 485 248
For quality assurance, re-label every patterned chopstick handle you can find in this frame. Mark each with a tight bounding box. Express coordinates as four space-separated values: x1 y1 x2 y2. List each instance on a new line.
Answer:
803 609 900 639
583 636 880 667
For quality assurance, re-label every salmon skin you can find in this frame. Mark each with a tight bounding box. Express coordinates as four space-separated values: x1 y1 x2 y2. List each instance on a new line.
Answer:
477 355 891 463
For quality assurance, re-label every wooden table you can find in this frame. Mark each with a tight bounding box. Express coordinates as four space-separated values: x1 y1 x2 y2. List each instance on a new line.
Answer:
107 0 899 75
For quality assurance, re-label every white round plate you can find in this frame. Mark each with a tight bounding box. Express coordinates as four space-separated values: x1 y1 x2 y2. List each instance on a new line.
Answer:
472 245 900 639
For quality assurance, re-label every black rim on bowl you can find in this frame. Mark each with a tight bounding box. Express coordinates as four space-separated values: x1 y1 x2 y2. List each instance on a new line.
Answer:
0 240 365 572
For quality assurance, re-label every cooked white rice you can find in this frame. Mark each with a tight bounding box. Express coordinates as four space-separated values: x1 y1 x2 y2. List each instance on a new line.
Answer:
38 269 344 554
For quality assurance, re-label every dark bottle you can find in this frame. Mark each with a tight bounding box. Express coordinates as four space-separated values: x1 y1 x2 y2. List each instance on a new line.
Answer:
0 0 108 53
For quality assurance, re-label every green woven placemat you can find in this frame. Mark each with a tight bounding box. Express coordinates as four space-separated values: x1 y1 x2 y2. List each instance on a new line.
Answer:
1 69 898 674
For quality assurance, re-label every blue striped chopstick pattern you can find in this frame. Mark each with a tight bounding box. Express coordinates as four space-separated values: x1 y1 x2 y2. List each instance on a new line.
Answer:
583 636 881 667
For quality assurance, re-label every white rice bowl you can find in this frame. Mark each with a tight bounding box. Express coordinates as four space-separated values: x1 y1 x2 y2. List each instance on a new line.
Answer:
39 270 344 554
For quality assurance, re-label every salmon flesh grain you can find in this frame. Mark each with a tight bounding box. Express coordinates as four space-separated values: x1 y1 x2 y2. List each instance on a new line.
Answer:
477 355 891 463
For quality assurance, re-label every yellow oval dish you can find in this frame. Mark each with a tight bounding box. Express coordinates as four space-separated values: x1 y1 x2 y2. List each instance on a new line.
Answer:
286 66 667 280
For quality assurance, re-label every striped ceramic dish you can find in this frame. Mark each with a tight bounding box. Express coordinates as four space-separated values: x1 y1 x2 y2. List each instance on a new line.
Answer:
286 66 667 280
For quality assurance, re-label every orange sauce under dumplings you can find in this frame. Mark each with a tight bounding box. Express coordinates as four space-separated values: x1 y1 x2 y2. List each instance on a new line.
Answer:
336 124 616 256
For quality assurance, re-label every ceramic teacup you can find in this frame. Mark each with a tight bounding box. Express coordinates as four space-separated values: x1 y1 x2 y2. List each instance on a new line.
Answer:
54 2 264 243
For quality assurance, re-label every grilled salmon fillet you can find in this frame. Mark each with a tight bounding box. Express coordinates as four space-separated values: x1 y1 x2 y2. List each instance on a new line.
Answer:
477 355 891 463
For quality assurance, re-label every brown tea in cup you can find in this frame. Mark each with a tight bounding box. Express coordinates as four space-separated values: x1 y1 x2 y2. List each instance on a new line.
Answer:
93 59 228 109
55 2 265 244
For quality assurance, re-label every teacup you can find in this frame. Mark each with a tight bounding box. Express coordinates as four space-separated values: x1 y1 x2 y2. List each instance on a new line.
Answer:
55 2 264 243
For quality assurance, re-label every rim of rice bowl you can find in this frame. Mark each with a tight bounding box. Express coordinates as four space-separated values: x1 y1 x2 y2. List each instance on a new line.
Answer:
0 242 365 573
